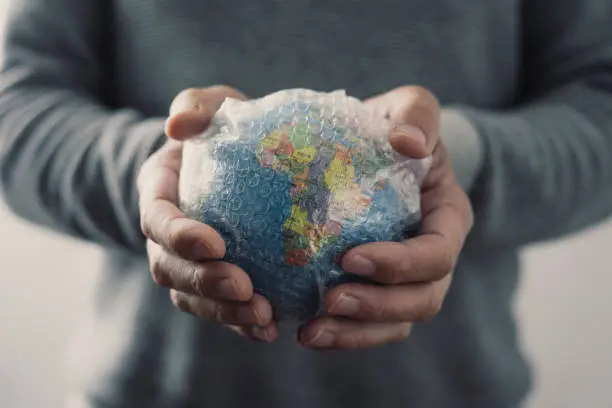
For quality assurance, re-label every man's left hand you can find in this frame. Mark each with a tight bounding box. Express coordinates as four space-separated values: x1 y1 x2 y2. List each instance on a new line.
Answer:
299 86 474 349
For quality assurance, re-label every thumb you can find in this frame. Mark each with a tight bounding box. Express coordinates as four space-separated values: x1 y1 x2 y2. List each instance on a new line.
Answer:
365 86 440 159
165 85 247 141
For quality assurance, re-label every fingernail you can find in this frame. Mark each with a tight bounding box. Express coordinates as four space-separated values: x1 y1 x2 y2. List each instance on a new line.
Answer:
394 124 427 148
329 294 360 316
251 326 272 342
215 278 240 300
308 329 335 348
345 255 377 276
238 305 263 325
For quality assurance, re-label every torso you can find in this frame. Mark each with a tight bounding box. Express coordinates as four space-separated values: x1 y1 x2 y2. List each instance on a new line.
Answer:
75 2 530 407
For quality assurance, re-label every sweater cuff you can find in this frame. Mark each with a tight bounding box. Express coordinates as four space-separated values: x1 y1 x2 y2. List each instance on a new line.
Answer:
440 108 484 193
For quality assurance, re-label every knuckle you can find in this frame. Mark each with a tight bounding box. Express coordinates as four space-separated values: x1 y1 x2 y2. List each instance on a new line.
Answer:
190 266 207 297
361 299 388 322
364 291 402 322
336 332 367 350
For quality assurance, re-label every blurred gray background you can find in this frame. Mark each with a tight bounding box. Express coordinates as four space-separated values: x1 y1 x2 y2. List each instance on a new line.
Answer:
0 1 611 406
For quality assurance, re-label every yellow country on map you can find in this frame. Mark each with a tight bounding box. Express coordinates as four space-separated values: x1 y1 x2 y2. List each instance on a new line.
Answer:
284 205 311 236
325 156 357 193
291 146 317 165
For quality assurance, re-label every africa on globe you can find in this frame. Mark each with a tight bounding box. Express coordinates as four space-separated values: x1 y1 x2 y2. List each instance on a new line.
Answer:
179 89 431 320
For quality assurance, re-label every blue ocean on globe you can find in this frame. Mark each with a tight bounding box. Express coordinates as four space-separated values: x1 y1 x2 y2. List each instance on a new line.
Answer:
180 91 426 320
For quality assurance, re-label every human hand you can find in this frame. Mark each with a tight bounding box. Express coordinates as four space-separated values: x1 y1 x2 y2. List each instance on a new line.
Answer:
299 86 474 349
138 86 278 342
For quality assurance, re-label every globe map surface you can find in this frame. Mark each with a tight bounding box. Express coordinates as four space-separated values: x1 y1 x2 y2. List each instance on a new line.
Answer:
179 90 430 320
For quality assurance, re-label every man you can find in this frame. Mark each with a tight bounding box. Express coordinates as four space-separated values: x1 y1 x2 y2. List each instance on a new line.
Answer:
1 1 611 407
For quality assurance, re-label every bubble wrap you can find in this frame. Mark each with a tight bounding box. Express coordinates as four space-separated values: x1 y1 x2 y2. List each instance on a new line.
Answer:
179 89 432 320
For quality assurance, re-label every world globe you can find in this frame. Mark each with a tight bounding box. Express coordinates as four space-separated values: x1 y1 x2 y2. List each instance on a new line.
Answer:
179 89 431 320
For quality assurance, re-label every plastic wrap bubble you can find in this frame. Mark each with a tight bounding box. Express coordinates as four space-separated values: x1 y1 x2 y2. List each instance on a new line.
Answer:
179 89 432 320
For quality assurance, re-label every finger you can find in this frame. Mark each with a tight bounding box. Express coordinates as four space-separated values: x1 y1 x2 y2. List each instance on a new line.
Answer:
137 140 183 204
365 86 440 158
169 85 247 117
341 240 452 284
141 200 225 261
147 240 252 301
244 324 279 342
226 325 246 337
226 324 279 342
138 146 226 261
166 85 247 141
419 177 474 253
171 290 273 327
299 317 412 350
342 183 472 284
324 277 452 322
226 325 266 342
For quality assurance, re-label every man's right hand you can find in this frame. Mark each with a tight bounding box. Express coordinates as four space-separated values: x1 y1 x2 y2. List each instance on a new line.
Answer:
137 86 278 342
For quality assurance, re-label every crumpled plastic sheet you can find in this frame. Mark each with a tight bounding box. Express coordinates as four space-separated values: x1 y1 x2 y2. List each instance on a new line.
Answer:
179 89 432 321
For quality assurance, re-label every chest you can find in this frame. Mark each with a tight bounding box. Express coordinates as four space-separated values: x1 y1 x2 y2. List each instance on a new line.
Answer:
110 0 521 115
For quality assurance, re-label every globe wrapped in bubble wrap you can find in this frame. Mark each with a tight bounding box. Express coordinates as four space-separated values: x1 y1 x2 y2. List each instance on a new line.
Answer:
179 89 431 320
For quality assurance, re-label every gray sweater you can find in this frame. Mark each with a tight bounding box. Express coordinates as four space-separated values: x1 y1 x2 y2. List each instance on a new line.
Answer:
1 1 612 407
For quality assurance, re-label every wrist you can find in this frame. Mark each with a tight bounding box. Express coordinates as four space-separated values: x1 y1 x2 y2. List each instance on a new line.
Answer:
439 108 484 193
